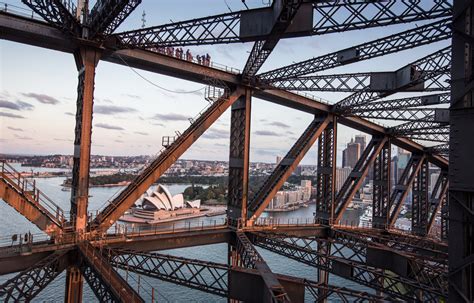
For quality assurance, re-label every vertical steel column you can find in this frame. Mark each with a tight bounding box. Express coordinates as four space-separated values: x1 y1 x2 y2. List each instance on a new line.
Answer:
372 140 391 229
227 89 251 227
441 192 449 241
316 240 331 302
315 117 337 225
450 1 474 301
412 159 429 236
65 267 83 303
66 47 99 302
70 47 100 232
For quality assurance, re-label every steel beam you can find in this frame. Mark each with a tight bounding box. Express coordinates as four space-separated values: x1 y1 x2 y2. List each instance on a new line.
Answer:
0 162 65 235
0 251 69 302
242 0 303 81
70 47 101 233
388 154 425 228
88 0 142 37
335 47 451 111
259 18 452 81
113 1 452 48
334 137 388 223
247 115 331 224
411 158 429 236
227 89 251 227
250 231 445 301
372 139 391 228
92 88 243 231
315 117 337 224
449 1 474 301
235 232 291 302
427 171 449 235
78 243 144 302
21 0 80 34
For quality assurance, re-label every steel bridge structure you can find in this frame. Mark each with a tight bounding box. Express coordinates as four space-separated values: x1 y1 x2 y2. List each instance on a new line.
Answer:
0 0 472 302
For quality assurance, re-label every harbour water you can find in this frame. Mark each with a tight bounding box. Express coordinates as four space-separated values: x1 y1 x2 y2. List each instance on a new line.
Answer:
0 163 369 302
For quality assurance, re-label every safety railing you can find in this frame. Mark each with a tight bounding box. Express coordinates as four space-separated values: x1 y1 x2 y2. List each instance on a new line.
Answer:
252 217 317 227
0 160 66 226
0 2 43 21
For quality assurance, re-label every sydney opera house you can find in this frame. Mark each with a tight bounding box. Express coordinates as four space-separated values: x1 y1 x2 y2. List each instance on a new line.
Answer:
126 184 202 222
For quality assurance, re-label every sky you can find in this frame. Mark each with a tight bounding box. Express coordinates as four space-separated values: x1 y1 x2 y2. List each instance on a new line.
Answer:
0 0 450 165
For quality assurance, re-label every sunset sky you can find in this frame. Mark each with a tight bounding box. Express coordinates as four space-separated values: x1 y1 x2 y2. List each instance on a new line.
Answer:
0 0 449 164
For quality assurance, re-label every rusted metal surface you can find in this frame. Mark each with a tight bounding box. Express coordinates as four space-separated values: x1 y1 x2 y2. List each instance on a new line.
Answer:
0 161 65 235
227 89 252 226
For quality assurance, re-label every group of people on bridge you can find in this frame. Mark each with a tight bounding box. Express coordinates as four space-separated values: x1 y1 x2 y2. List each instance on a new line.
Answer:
151 47 211 66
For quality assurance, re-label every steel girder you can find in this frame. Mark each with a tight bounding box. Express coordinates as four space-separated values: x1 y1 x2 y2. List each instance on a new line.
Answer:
259 18 451 81
88 0 142 37
235 232 291 302
427 171 449 234
247 115 331 223
21 0 80 34
69 47 101 232
0 251 69 302
250 231 445 301
0 161 66 235
315 118 337 224
411 158 430 236
227 90 251 225
334 47 452 111
390 118 450 143
273 47 451 93
107 248 229 297
311 0 452 34
106 246 384 302
79 243 144 303
372 140 391 228
349 93 450 113
449 2 474 298
91 88 243 231
113 1 452 48
334 137 388 223
242 0 302 81
389 154 425 228
328 229 448 293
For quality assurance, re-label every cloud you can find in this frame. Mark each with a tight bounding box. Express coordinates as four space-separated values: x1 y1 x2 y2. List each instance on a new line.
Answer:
123 94 141 100
22 92 60 105
115 139 124 143
268 121 290 128
95 123 124 130
65 112 75 116
54 138 72 142
152 113 189 121
202 128 229 139
95 105 137 115
254 130 280 136
0 100 34 111
7 126 23 132
286 130 295 135
0 112 24 119
152 122 165 127
14 134 32 140
134 131 149 136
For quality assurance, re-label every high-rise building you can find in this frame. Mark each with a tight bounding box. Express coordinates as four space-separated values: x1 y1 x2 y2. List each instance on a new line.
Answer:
276 156 282 164
354 135 366 153
342 139 360 169
336 167 352 192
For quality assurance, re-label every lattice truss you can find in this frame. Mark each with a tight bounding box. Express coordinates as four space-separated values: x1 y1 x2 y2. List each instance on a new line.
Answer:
0 0 456 302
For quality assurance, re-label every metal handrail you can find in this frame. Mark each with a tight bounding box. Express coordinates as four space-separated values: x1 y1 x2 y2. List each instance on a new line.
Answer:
0 160 65 225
